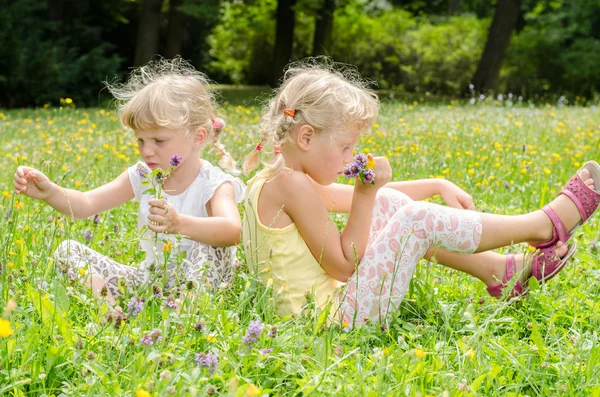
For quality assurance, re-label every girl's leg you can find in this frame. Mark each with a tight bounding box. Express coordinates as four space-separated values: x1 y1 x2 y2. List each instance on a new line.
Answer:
54 240 144 301
475 168 595 252
339 189 483 327
184 242 235 288
424 242 567 288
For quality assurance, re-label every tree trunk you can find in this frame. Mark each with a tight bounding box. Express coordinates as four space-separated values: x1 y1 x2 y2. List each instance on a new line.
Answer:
312 0 335 56
468 0 521 94
448 0 460 15
270 0 297 87
165 0 185 58
134 0 164 66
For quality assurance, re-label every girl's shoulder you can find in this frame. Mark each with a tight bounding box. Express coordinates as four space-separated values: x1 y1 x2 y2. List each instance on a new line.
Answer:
196 160 246 203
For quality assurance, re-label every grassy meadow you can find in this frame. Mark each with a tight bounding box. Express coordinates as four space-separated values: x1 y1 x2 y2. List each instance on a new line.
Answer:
1 96 599 396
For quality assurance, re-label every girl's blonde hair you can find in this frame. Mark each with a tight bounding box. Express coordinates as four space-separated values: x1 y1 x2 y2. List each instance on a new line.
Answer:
106 57 236 172
243 58 379 179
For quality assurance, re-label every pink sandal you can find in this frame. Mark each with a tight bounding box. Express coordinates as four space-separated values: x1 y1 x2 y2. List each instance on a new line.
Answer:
530 161 600 281
487 254 527 298
487 244 577 299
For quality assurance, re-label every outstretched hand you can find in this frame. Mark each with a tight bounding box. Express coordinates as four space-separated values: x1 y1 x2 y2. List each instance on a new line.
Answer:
439 180 475 210
13 166 54 200
147 199 180 234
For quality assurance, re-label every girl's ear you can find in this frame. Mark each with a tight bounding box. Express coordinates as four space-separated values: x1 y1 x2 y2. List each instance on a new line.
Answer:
295 124 316 151
191 127 208 148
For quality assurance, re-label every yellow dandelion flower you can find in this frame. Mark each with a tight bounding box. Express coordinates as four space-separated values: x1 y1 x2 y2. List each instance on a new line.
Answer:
136 389 151 397
206 335 217 343
65 98 73 104
245 384 261 396
79 269 86 276
414 348 425 358
163 241 173 252
467 349 475 359
7 262 14 268
2 191 11 199
0 319 15 337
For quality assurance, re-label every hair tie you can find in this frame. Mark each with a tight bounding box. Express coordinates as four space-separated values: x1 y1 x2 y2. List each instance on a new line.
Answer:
255 143 263 151
274 146 283 155
212 118 225 130
283 109 295 118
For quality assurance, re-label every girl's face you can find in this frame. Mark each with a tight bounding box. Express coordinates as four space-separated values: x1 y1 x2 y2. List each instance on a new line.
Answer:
305 127 359 186
135 128 202 171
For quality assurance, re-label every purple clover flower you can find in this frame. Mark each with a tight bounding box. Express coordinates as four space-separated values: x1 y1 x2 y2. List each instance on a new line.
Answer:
83 230 93 242
163 295 177 309
243 320 264 345
169 153 182 167
154 171 167 185
127 297 144 317
363 169 376 184
195 352 219 374
136 163 151 178
259 348 274 356
343 153 376 185
140 329 162 345
354 153 367 167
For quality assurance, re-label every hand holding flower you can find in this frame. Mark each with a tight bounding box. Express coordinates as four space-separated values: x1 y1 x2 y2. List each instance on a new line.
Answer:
147 199 180 235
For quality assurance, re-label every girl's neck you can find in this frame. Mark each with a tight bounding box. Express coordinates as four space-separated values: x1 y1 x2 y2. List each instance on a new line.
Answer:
162 158 203 195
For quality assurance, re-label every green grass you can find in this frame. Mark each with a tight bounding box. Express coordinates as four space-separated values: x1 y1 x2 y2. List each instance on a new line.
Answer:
1 99 599 396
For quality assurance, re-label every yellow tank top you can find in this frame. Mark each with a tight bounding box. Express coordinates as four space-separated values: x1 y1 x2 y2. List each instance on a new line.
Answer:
242 176 341 317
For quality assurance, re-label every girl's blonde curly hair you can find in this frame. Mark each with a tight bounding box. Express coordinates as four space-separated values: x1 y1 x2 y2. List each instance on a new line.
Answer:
105 57 236 172
243 58 379 179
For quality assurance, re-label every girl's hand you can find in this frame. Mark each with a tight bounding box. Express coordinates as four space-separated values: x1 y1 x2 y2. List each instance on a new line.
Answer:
439 180 475 210
355 156 392 193
13 166 54 200
148 199 180 234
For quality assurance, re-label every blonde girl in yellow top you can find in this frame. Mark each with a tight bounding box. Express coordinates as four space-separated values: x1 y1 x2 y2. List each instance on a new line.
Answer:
241 59 600 328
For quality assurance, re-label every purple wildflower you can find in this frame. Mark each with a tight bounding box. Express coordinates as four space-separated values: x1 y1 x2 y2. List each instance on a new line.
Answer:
343 162 360 178
154 171 167 185
83 230 93 242
363 169 376 184
92 214 100 224
169 153 182 167
259 348 274 356
267 325 278 339
38 281 48 290
152 284 162 297
163 295 177 309
243 320 264 345
136 163 151 178
140 329 162 345
127 297 144 317
195 352 219 374
354 153 367 167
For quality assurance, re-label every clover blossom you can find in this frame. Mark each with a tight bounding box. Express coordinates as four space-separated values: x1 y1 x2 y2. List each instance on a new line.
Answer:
243 320 264 345
195 352 219 374
169 153 182 167
343 153 376 184
127 297 144 317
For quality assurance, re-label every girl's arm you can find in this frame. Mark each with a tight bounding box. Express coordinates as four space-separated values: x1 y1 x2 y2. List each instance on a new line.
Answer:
312 178 473 212
279 158 392 282
147 182 241 247
14 166 134 219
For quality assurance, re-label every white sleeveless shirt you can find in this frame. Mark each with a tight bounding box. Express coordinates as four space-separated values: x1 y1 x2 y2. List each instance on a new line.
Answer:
127 161 245 268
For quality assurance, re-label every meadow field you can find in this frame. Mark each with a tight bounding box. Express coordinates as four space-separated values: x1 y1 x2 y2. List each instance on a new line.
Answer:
1 97 599 396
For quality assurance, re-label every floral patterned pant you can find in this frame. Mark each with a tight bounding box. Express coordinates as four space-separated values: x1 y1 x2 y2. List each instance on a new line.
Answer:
54 240 234 298
339 188 482 327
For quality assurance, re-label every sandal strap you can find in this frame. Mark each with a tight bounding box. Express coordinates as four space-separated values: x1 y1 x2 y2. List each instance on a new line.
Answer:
502 253 516 284
536 205 571 248
561 169 600 222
